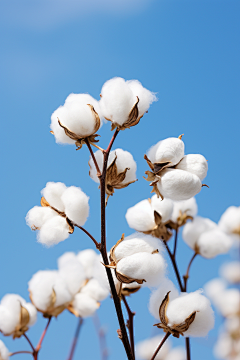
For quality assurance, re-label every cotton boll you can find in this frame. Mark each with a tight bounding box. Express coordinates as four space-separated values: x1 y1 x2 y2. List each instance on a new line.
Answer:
151 196 173 223
204 278 227 309
89 150 104 183
113 149 137 184
0 340 9 360
77 249 99 279
182 216 217 250
26 206 56 229
81 279 109 302
58 260 86 297
220 262 240 284
41 182 66 212
218 206 240 238
38 216 70 246
136 335 170 360
165 347 186 360
197 229 232 259
149 279 179 320
147 138 184 166
126 80 157 117
73 293 99 318
61 186 89 226
117 252 166 287
64 93 102 120
157 169 202 201
51 105 75 144
99 77 136 125
176 154 208 181
0 307 18 335
125 199 155 232
57 252 77 269
23 303 37 327
171 198 198 223
216 289 240 317
166 291 214 337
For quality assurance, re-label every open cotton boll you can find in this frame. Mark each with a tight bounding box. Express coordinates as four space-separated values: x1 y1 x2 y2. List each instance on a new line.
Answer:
22 303 37 327
0 307 18 335
111 148 137 184
77 249 99 279
204 278 227 306
72 293 99 318
38 216 70 246
89 150 104 183
0 340 9 360
197 229 232 258
149 278 179 320
125 199 155 232
99 77 137 125
58 260 86 297
182 216 217 250
157 169 202 201
81 279 109 302
220 262 240 284
126 80 157 117
64 93 102 119
166 291 214 337
61 186 89 226
51 106 75 144
147 138 184 165
26 206 56 229
41 182 66 212
57 252 77 269
218 206 240 238
165 348 186 360
213 332 233 360
151 195 173 223
171 197 198 223
215 289 240 317
136 335 170 360
28 270 72 312
176 154 208 181
117 252 166 287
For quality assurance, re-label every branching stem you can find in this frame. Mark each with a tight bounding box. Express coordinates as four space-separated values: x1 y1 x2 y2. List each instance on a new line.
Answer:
163 241 184 292
35 317 52 353
23 334 35 353
74 224 100 249
10 351 33 357
85 138 102 176
173 227 179 258
122 295 135 360
185 337 191 360
150 332 171 360
67 317 83 360
183 253 198 292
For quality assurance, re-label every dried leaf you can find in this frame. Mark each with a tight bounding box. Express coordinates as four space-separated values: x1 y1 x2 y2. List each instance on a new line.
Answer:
159 291 170 326
144 154 154 171
154 211 162 226
41 197 50 207
143 171 156 182
113 179 137 190
87 104 101 133
173 311 196 333
115 270 146 285
121 286 141 296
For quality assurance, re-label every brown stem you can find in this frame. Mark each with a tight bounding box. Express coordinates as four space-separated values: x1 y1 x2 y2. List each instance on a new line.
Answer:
10 351 33 357
67 317 83 360
122 295 135 360
23 334 35 353
173 227 179 258
85 138 101 177
163 241 184 292
150 332 171 360
183 253 198 292
185 337 191 360
74 224 100 249
93 313 108 360
35 316 52 353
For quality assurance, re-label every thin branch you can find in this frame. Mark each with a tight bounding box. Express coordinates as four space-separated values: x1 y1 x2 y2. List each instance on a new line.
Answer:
150 332 171 360
122 295 135 360
85 138 102 177
10 351 33 357
23 334 35 352
93 313 108 360
67 317 84 360
163 241 184 292
35 316 52 352
183 252 198 292
185 337 191 360
104 129 119 154
173 227 179 258
74 224 100 249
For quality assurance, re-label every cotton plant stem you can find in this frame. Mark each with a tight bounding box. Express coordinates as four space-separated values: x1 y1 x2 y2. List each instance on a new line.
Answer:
35 316 52 353
74 224 100 249
67 317 84 360
23 334 35 353
93 313 108 360
183 253 198 292
150 332 171 360
185 337 191 360
85 138 102 176
163 241 184 292
10 351 33 357
122 295 136 360
173 227 179 258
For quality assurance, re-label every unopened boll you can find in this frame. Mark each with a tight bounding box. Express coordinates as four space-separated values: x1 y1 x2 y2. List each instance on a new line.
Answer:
0 340 9 360
136 335 170 360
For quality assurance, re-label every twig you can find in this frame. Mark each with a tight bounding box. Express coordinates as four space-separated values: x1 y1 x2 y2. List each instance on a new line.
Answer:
122 295 135 360
74 224 100 249
23 334 35 353
183 253 198 292
85 138 102 177
163 241 184 292
10 351 33 357
35 316 52 353
150 332 171 360
67 318 84 360
185 337 191 360
93 313 108 360
173 227 179 258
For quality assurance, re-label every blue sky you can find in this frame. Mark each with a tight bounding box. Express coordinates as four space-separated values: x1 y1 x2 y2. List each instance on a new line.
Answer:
0 0 239 359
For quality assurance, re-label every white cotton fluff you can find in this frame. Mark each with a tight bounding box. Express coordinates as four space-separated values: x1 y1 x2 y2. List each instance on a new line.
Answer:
204 278 227 305
58 257 86 297
220 262 240 284
0 294 37 335
197 229 232 259
26 206 56 229
38 216 70 246
182 216 217 250
214 289 240 317
72 293 99 318
114 233 164 261
61 186 89 226
41 182 66 212
117 251 166 287
50 94 101 145
80 279 109 302
157 169 202 201
57 252 77 268
218 206 240 238
147 137 184 166
125 199 155 232
151 196 173 223
99 77 156 126
225 316 240 334
213 332 233 360
28 270 72 312
166 290 214 337
149 278 179 320
0 340 9 360
171 197 198 223
165 348 186 360
136 335 170 360
176 154 208 181
77 249 99 279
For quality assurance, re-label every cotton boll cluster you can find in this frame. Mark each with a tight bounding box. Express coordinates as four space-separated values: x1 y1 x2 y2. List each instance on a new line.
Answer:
213 317 240 360
0 340 9 360
145 137 208 201
136 335 170 360
0 294 37 338
220 262 240 284
218 206 240 241
26 182 89 246
170 197 198 226
99 77 157 130
50 93 102 146
182 216 232 258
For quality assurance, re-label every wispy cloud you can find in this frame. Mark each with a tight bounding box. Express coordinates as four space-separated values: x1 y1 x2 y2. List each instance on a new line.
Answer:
0 0 154 31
